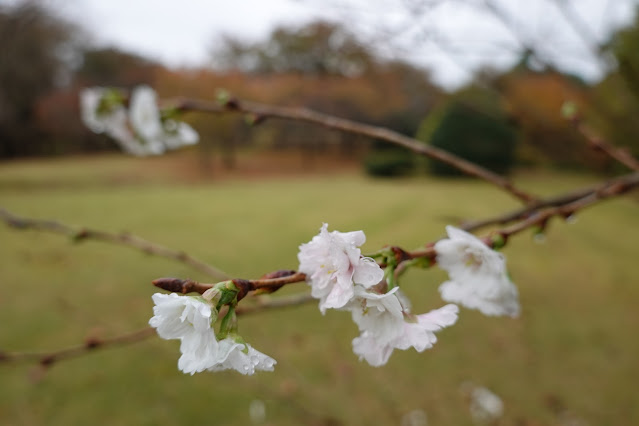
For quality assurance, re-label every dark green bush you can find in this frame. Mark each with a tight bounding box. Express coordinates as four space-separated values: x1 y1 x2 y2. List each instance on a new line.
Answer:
363 148 415 177
427 102 517 176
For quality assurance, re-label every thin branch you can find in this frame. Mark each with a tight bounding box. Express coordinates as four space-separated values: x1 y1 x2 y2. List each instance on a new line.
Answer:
0 327 156 365
235 292 315 315
461 172 639 232
152 272 307 297
153 171 639 299
0 208 228 280
175 97 536 204
0 291 315 367
4 170 638 368
567 114 639 172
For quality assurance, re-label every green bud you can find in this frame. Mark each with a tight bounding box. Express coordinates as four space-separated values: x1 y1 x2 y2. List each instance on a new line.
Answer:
384 265 397 290
217 305 238 339
202 287 222 305
216 89 231 106
362 247 392 260
207 280 240 308
160 105 180 121
491 234 506 250
561 101 578 120
244 114 258 126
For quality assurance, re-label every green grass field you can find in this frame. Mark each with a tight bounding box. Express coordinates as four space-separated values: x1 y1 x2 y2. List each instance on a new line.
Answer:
1 154 638 425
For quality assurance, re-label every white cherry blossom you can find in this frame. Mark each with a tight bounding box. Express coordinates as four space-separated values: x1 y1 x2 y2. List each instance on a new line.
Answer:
129 86 163 141
80 87 150 156
393 304 459 352
177 330 220 375
80 87 110 133
298 223 384 312
129 85 200 154
102 108 149 156
352 330 395 367
128 85 166 155
162 120 199 148
81 85 199 156
469 386 504 424
207 338 276 375
149 293 213 339
352 302 459 366
149 293 220 374
348 286 404 341
435 226 520 317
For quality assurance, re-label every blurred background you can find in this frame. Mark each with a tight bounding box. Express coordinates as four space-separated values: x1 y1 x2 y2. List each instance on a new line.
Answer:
1 0 639 425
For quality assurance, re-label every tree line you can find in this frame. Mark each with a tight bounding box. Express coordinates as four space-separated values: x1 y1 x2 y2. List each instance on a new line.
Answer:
2 1 639 175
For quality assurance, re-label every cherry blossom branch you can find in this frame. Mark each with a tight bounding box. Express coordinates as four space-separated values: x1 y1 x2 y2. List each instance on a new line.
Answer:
153 172 639 298
235 292 315 315
152 271 307 298
565 112 639 172
4 169 638 369
0 207 228 280
0 327 156 366
173 97 536 204
461 172 639 232
0 291 315 368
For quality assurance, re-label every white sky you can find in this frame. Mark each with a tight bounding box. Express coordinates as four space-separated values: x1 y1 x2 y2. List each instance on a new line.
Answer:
3 0 638 89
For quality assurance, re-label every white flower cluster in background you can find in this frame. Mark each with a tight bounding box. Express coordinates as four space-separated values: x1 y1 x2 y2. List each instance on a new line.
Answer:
149 293 275 375
80 85 198 156
469 386 505 424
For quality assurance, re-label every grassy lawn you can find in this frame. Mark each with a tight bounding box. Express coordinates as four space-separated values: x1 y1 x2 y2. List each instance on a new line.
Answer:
1 154 638 425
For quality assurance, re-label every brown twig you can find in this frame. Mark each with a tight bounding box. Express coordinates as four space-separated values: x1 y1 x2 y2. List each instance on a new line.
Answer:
4 174 638 369
461 172 639 232
0 327 156 366
567 115 639 172
175 97 536 204
0 291 315 367
481 172 639 241
0 208 228 280
154 170 639 298
396 174 639 273
152 272 308 296
235 292 315 315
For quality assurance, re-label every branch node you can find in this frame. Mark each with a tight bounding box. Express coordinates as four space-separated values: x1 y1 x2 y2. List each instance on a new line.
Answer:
390 246 411 264
40 355 55 367
260 270 297 279
73 229 90 242
85 337 101 350
232 279 252 301
152 277 194 293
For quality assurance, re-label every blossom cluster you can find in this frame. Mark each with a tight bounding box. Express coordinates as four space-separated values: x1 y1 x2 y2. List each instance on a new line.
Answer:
149 292 275 375
150 223 519 374
80 85 198 156
298 223 520 367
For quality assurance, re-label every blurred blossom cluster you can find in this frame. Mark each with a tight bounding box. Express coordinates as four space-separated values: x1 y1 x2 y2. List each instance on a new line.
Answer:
80 85 198 156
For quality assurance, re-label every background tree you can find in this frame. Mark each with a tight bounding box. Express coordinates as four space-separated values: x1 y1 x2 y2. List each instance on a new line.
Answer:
0 1 80 157
212 20 376 77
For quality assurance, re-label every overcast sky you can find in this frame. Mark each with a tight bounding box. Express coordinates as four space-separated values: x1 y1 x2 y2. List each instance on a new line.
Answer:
3 0 638 89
